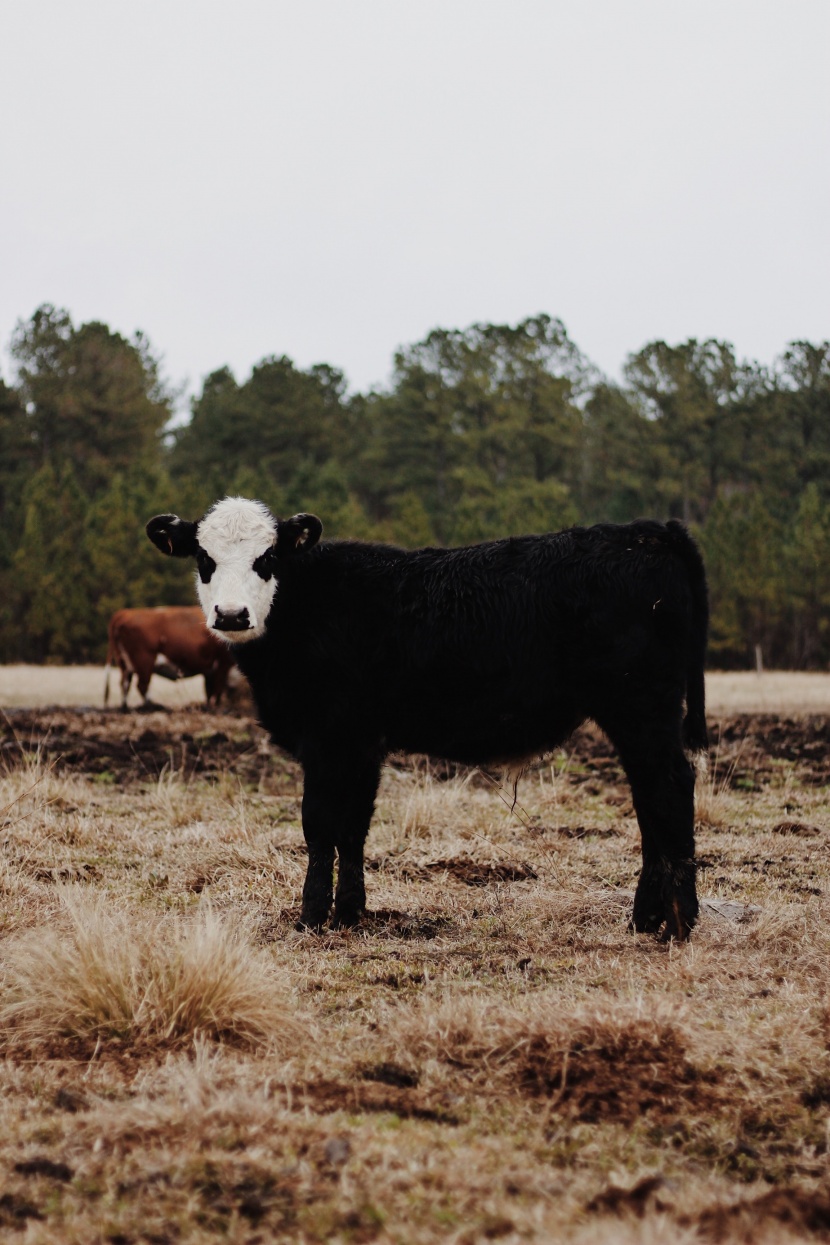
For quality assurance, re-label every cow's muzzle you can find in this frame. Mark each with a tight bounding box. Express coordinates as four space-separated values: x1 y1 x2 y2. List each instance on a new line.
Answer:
213 607 251 632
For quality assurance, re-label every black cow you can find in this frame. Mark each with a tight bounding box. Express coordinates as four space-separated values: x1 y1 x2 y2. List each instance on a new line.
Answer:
147 497 709 941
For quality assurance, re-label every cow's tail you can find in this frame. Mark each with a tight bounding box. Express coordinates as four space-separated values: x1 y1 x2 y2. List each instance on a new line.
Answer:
665 520 709 756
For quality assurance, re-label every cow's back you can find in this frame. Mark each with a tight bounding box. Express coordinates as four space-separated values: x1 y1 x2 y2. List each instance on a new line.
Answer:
150 607 226 674
237 521 701 765
111 607 226 672
385 524 698 760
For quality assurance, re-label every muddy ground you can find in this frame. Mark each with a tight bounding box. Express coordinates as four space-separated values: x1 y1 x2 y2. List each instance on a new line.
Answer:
3 704 829 789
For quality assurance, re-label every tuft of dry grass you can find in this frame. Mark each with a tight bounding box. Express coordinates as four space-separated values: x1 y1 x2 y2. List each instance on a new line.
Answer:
694 735 740 830
386 763 488 844
0 890 303 1053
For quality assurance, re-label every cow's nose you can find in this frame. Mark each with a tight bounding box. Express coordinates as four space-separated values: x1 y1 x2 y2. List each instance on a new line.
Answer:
214 606 251 632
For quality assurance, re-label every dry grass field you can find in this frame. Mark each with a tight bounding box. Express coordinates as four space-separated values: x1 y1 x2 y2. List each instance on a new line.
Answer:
1 668 829 1242
0 664 215 710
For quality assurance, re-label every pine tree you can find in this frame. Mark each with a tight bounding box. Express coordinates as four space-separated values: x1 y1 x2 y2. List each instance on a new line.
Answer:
83 470 195 660
699 494 785 667
357 316 590 544
624 340 754 523
171 357 352 503
784 484 830 666
14 464 94 662
10 305 174 499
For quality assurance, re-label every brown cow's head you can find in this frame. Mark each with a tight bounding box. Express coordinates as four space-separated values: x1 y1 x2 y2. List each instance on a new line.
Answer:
147 497 322 642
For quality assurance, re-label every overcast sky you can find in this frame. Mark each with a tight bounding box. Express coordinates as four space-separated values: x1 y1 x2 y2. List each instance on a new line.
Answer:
2 0 828 408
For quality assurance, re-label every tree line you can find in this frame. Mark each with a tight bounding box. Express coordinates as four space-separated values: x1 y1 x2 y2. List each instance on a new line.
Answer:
1 303 829 668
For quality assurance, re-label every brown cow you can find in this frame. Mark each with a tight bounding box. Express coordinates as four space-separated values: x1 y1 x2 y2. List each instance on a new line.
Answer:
104 607 234 710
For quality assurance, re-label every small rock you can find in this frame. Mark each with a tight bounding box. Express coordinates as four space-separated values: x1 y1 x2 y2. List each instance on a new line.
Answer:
324 1136 351 1166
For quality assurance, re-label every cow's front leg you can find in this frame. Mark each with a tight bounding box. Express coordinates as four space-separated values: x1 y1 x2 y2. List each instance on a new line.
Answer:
333 753 383 927
299 779 336 930
333 821 370 929
299 746 382 930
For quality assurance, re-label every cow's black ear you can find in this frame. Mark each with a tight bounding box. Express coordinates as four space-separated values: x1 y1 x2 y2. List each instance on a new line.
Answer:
276 513 323 557
146 514 198 558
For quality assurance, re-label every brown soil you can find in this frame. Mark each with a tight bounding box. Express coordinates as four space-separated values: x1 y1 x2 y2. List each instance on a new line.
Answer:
690 1187 830 1241
511 1019 722 1124
368 856 539 885
299 1078 460 1124
3 707 829 789
0 707 301 789
560 714 830 790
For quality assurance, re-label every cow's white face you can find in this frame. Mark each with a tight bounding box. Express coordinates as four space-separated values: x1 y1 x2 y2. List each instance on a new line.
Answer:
195 498 279 642
146 498 323 645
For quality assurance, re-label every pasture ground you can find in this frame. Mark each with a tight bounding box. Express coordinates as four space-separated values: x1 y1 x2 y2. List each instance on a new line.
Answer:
5 663 830 714
0 670 829 1242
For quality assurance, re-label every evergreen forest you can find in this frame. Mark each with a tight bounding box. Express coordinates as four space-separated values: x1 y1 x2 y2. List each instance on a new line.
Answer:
2 303 829 669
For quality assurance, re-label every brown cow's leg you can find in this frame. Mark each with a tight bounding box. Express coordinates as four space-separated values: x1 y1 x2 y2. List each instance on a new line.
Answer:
119 667 132 712
205 657 232 709
204 668 219 708
134 651 161 709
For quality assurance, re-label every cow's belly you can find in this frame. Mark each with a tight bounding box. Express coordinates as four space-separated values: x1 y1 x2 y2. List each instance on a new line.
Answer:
384 687 583 767
161 642 212 676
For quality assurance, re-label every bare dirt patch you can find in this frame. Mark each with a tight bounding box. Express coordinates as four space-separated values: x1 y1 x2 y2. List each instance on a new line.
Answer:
0 706 301 788
299 1077 461 1125
562 714 830 789
690 1187 830 1241
514 1018 722 1123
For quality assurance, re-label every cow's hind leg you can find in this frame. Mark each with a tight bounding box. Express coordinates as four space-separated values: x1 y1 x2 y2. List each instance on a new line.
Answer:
119 667 132 712
134 653 163 710
299 744 382 930
598 711 698 941
628 750 698 941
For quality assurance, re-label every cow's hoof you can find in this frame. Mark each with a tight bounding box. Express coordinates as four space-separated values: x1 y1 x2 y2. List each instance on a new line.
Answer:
631 873 664 933
660 897 698 943
331 906 365 930
661 860 699 942
630 907 696 942
632 859 698 942
629 908 663 935
296 905 331 932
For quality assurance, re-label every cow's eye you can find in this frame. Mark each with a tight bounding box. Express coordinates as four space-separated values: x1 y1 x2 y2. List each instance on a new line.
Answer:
196 549 216 584
252 549 274 581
